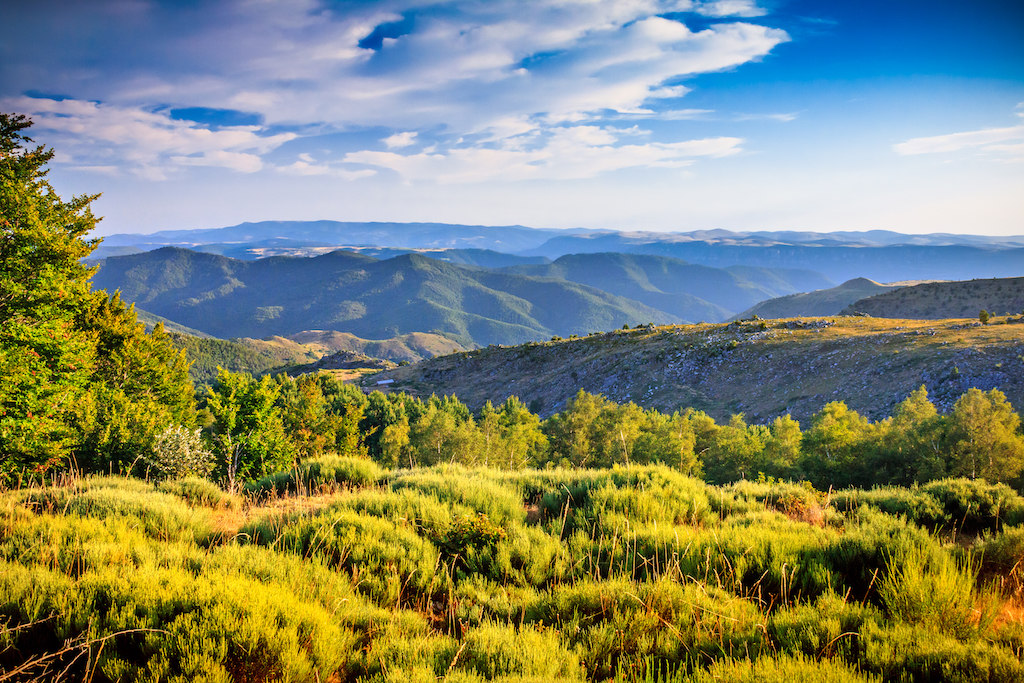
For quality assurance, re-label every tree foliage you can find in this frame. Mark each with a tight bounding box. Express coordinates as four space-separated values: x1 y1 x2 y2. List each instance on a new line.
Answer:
0 113 195 483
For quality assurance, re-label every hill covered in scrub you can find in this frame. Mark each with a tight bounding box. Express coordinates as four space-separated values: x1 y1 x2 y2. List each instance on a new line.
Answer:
369 316 1024 423
842 277 1024 319
733 278 905 320
91 247 675 346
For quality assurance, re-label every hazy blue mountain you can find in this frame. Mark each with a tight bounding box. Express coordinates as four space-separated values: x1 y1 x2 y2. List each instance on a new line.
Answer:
521 235 1024 283
100 220 586 253
91 247 677 346
503 253 831 321
732 278 904 320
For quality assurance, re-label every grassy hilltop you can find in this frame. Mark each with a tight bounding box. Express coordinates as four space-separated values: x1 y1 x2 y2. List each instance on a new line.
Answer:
371 315 1024 423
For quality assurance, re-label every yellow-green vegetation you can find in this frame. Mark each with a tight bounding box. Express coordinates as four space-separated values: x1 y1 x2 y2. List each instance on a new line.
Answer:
4 464 1024 681
374 315 1024 423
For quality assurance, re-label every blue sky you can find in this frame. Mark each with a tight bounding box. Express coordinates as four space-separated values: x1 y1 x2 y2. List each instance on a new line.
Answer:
2 0 1022 237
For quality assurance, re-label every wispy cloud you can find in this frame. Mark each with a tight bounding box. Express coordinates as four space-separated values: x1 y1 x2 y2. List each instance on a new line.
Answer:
1 96 295 179
894 106 1024 161
344 125 743 183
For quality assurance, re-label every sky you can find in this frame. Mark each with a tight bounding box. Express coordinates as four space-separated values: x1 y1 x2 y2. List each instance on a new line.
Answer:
2 0 1023 237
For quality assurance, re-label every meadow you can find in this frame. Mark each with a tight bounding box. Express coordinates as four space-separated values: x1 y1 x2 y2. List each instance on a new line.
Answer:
3 459 1024 682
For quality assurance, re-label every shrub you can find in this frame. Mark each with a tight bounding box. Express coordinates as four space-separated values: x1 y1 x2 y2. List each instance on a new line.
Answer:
878 544 982 637
922 478 1024 533
146 425 214 480
244 454 384 497
156 476 238 509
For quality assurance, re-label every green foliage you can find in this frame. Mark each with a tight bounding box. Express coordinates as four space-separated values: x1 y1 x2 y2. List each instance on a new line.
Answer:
203 368 292 487
0 113 195 483
244 454 384 496
4 467 1024 680
945 388 1024 484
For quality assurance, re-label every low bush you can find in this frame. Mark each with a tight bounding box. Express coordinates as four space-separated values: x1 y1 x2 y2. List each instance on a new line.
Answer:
244 454 384 496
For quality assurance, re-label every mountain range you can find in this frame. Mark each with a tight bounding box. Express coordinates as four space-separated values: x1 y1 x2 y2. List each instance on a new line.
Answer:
91 247 677 346
92 221 1024 285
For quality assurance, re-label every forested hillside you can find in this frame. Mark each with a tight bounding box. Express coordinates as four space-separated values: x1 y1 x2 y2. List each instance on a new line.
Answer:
503 253 830 322
91 247 675 345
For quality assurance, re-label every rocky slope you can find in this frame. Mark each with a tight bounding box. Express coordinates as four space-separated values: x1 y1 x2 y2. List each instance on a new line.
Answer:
366 316 1024 424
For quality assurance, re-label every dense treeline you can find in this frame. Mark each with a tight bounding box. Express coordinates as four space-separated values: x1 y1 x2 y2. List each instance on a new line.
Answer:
193 372 1024 492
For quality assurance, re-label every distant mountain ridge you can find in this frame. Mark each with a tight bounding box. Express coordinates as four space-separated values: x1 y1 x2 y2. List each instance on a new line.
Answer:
91 247 677 347
502 252 831 321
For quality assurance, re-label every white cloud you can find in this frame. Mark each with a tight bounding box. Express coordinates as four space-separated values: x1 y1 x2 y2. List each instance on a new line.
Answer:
894 113 1024 161
2 96 295 178
695 0 767 18
383 131 418 149
344 125 742 183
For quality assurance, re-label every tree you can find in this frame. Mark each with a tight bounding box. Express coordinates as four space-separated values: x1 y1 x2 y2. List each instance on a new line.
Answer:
75 293 195 473
204 369 292 488
0 113 99 481
979 309 990 325
761 414 802 478
542 390 611 467
801 401 871 488
945 388 1024 483
633 410 697 473
877 386 943 484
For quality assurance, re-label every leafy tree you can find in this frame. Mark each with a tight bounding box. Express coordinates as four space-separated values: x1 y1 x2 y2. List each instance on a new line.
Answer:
543 390 611 467
945 388 1024 483
633 410 698 473
877 386 943 485
410 397 481 466
479 397 547 469
979 309 990 325
75 293 194 473
701 413 767 484
0 113 194 482
361 391 413 468
0 113 98 480
761 414 802 478
801 401 871 488
204 369 292 488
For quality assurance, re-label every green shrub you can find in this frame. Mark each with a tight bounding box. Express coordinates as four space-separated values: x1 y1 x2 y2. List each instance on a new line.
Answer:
922 478 1024 533
241 506 444 606
692 654 878 682
831 487 945 527
879 544 986 638
244 454 384 496
858 621 1024 683
156 476 239 509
